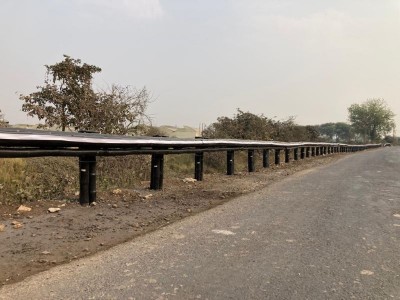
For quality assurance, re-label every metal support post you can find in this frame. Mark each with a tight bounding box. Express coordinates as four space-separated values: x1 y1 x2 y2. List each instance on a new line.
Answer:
79 156 90 205
262 149 270 168
150 153 164 190
285 148 290 163
300 147 305 159
88 155 96 203
248 150 255 172
294 148 299 161
275 149 281 165
227 150 235 175
194 152 204 181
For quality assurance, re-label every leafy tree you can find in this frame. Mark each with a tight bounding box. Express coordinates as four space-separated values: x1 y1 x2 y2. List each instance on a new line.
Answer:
203 109 320 142
318 123 336 140
317 122 353 142
89 84 150 135
203 109 274 140
20 55 150 134
20 55 101 131
334 122 353 142
348 99 395 142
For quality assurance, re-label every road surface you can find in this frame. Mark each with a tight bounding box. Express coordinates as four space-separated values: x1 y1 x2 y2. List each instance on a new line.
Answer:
1 147 399 299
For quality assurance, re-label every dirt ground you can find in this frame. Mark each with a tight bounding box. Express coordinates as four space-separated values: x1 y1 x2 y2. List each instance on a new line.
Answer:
0 154 346 286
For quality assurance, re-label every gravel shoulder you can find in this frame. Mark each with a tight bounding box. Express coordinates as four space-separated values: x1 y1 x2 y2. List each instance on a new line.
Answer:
0 153 349 285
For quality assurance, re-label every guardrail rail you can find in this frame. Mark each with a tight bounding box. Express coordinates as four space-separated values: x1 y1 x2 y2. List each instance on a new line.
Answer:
0 128 381 205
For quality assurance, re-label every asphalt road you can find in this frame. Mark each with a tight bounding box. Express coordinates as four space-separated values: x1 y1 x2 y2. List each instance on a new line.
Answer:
1 148 400 300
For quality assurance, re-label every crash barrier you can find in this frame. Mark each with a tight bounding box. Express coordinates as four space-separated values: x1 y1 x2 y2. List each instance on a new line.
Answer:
0 128 381 205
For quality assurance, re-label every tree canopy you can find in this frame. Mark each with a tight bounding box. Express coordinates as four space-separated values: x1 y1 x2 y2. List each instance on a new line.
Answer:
317 122 353 142
348 99 395 143
20 55 150 134
202 109 320 142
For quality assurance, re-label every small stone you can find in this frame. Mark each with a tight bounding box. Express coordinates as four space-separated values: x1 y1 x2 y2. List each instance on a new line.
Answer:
32 234 36 237
148 278 157 284
100 243 105 246
112 189 122 195
27 216 33 219
41 251 51 255
0 224 5 232
90 202 97 207
84 238 92 241
48 208 61 213
75 191 80 196
17 205 32 212
97 213 104 216
183 178 197 183
112 204 118 208
360 270 374 276
143 194 153 200
83 248 90 252
38 259 48 264
12 221 23 229
187 209 192 213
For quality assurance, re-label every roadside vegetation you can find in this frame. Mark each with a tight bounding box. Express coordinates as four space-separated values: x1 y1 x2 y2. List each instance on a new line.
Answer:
0 56 397 204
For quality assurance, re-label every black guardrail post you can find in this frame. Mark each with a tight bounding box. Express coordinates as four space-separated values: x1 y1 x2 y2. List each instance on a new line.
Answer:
294 148 299 161
262 149 270 168
150 154 164 190
88 155 97 203
194 152 204 181
275 149 281 165
79 156 90 205
316 147 320 156
248 150 255 172
300 147 305 159
306 147 311 158
227 150 235 175
285 148 290 163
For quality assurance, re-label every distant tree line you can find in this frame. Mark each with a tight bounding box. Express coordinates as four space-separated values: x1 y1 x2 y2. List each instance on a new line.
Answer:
203 100 396 144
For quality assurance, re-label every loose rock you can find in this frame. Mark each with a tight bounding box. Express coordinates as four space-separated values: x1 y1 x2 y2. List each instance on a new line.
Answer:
13 223 23 229
0 224 5 232
112 189 122 195
17 205 32 212
48 208 61 213
183 178 197 183
143 194 153 200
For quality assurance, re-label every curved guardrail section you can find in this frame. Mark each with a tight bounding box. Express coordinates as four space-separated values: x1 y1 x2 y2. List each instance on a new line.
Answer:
0 128 381 204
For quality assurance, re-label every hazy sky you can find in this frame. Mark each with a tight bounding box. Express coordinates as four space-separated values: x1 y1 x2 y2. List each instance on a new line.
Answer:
1 0 400 130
